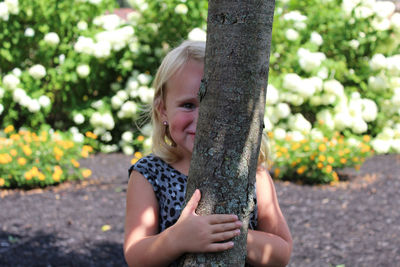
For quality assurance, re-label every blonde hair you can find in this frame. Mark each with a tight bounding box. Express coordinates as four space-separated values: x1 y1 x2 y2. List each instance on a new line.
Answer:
151 40 270 166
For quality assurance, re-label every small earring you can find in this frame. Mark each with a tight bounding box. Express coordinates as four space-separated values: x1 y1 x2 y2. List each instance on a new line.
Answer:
163 121 168 126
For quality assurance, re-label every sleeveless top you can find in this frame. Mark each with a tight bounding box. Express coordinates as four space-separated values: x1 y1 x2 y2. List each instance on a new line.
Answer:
128 154 258 233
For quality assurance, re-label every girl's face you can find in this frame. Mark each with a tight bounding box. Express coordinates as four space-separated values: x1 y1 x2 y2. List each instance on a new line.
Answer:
159 59 204 162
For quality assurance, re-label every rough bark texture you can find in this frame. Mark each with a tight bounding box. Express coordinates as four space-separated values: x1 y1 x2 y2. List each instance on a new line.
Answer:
179 0 275 266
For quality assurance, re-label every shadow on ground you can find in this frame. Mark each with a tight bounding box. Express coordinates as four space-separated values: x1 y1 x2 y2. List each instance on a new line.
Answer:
0 230 127 267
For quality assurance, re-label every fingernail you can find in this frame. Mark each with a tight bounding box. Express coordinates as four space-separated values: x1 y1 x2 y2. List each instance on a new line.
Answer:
235 229 241 235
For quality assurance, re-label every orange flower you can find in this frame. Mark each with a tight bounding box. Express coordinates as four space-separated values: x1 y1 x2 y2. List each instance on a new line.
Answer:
318 154 326 162
318 143 327 152
274 168 280 178
137 135 145 142
4 125 14 134
317 162 324 169
85 131 98 139
325 165 332 173
18 157 27 166
296 166 307 175
363 135 371 142
0 177 5 186
71 159 80 168
131 157 139 165
82 169 92 178
340 158 347 164
327 156 334 164
22 145 32 156
10 149 17 157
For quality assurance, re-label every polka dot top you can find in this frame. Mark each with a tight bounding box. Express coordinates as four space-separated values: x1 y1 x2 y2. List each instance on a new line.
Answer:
128 154 258 233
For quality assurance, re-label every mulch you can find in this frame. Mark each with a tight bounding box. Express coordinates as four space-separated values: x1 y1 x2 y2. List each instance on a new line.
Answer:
1 153 399 266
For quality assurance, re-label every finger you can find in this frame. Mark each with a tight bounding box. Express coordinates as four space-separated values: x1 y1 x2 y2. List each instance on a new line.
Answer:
211 221 242 233
205 241 235 252
208 214 240 225
185 189 201 214
211 229 241 243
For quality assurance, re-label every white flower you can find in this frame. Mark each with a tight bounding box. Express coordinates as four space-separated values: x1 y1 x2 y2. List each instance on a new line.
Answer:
368 75 387 91
12 88 26 102
29 64 46 79
24 27 35 37
116 90 129 102
90 112 103 127
44 32 60 45
310 128 324 140
371 138 391 154
273 128 286 140
285 28 299 41
5 0 19 14
76 64 90 78
266 84 279 105
122 131 133 142
3 73 20 90
334 111 352 130
316 109 335 130
310 32 323 46
89 0 102 5
0 104 3 114
386 55 400 76
111 95 124 109
0 87 4 98
188 28 207 41
349 39 360 49
370 54 387 70
288 130 305 142
72 132 84 143
351 116 368 134
119 101 138 118
282 11 307 22
372 18 391 31
38 95 51 108
73 113 85 124
175 3 188 14
373 1 395 19
91 99 103 109
93 41 111 58
28 99 41 113
0 2 9 21
101 131 112 142
100 144 119 153
94 14 122 30
361 98 378 122
283 73 302 92
122 145 134 155
12 68 21 77
323 79 344 97
263 117 273 131
137 73 152 85
392 139 400 153
354 6 374 19
74 36 95 54
297 48 326 72
274 103 291 119
391 87 400 106
59 54 65 64
288 113 312 133
390 13 400 31
140 123 152 137
77 21 88 31
138 86 154 103
103 113 115 130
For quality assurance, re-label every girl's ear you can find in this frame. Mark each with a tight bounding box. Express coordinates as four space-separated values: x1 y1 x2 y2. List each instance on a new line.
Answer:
155 97 167 122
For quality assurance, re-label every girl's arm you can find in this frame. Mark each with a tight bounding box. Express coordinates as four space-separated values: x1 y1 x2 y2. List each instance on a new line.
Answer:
246 167 293 267
124 171 242 267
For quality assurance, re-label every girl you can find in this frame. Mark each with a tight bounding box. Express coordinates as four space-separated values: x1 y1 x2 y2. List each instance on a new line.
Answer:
124 40 292 266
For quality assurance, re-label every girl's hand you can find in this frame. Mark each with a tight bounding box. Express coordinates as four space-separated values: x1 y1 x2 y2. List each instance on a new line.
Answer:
170 189 242 254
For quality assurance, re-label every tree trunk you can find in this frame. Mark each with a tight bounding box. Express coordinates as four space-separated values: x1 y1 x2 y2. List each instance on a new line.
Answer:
179 0 275 266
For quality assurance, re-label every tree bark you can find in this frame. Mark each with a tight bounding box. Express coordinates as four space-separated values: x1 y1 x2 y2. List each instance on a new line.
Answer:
179 0 275 266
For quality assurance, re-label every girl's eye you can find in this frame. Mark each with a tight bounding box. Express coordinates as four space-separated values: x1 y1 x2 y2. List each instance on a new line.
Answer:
182 103 195 109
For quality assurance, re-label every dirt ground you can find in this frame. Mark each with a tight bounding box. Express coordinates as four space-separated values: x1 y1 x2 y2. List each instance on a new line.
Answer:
1 153 399 266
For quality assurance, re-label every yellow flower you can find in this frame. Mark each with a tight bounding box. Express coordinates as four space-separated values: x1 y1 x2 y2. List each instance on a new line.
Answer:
363 135 371 142
291 143 300 150
274 168 280 178
327 156 334 164
267 132 273 138
325 165 332 173
38 172 45 181
10 149 17 157
318 154 326 162
131 157 139 165
340 158 347 164
10 134 20 141
54 146 64 161
22 145 32 156
82 169 92 178
4 125 15 134
18 157 27 166
0 177 5 186
317 162 324 169
296 166 307 175
85 131 98 139
304 145 310 152
0 154 12 164
137 135 145 142
332 171 339 182
318 143 327 152
24 171 33 180
134 151 143 159
71 159 80 168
